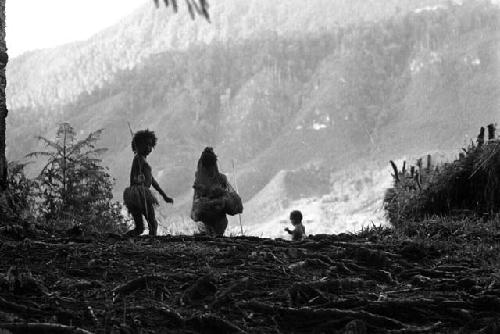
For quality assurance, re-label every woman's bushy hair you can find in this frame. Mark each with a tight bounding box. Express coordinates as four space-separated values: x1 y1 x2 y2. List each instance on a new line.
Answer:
132 129 157 153
200 147 218 168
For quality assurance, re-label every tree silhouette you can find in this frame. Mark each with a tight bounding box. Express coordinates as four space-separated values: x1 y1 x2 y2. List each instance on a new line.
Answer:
0 0 7 193
27 123 123 231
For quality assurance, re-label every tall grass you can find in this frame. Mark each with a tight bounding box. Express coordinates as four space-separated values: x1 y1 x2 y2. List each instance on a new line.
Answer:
385 139 500 227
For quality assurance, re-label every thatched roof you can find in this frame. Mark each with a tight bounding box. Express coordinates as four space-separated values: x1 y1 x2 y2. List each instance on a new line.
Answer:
153 0 210 21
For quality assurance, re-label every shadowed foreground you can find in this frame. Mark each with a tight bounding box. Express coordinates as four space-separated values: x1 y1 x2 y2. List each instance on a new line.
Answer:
0 223 499 333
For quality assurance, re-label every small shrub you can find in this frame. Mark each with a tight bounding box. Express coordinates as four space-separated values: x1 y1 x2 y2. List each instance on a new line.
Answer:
0 162 37 225
7 161 38 219
27 123 126 234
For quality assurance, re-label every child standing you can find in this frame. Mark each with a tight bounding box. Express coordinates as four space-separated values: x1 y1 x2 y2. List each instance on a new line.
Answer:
284 210 306 241
123 130 173 237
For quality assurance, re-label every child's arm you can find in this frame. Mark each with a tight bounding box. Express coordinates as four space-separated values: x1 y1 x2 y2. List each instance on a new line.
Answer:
129 156 141 185
152 177 174 204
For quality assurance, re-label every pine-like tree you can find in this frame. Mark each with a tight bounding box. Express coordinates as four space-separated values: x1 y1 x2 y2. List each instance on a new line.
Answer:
27 123 125 233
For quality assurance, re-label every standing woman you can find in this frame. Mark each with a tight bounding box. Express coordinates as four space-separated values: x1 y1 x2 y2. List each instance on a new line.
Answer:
191 147 242 237
123 130 173 237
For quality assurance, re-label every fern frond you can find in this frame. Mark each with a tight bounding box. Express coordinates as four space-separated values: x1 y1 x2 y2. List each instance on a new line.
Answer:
68 129 104 155
25 151 55 159
56 122 76 142
34 136 63 153
7 161 33 175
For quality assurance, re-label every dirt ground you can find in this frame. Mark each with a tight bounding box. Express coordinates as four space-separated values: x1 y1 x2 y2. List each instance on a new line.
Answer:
0 232 499 333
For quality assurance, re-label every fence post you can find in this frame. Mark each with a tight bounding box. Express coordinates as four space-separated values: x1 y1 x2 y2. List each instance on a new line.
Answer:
477 126 485 147
488 123 496 142
390 160 399 183
415 170 422 190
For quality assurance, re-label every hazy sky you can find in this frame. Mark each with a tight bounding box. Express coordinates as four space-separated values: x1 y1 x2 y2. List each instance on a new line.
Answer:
6 0 146 57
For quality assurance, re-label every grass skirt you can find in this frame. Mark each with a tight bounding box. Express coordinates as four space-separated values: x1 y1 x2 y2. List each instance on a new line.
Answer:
123 185 159 214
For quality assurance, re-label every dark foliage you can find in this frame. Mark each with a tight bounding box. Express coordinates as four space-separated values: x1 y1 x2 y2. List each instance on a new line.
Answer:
385 134 500 226
0 162 37 225
26 123 126 233
153 0 210 21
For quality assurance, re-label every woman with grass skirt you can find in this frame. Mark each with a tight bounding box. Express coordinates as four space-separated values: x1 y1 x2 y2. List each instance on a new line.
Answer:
191 147 242 237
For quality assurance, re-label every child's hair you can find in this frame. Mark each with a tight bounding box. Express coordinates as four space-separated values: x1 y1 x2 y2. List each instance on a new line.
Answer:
200 147 217 168
132 129 157 153
290 210 303 223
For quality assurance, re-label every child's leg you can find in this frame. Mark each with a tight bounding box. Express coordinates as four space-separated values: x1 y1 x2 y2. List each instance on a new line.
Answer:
145 203 158 236
201 222 216 237
126 211 145 237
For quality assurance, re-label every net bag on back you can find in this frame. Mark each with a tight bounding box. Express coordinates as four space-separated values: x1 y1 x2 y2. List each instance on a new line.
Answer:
224 182 243 216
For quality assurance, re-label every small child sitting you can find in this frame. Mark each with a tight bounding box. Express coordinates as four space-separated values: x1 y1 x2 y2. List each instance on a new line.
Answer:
284 210 306 241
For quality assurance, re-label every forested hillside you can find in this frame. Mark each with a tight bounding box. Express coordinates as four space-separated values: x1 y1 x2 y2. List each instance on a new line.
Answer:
6 0 500 234
6 0 446 112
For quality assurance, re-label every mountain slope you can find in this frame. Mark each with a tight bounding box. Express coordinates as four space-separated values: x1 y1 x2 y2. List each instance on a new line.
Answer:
5 0 500 236
7 0 447 114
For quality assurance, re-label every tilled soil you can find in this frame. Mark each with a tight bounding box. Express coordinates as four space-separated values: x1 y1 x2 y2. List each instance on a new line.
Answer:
0 233 499 333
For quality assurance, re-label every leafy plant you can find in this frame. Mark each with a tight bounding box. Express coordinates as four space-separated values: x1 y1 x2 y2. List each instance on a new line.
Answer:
27 123 126 233
6 161 37 219
0 162 37 225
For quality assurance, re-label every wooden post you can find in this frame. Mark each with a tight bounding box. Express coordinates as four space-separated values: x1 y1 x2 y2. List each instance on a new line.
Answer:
488 123 496 142
410 166 415 178
426 154 432 171
390 160 399 183
416 158 423 169
415 170 422 190
402 161 406 176
477 126 485 147
232 159 244 236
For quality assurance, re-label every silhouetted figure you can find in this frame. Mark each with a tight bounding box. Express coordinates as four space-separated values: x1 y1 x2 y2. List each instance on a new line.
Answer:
191 147 239 237
284 210 306 241
123 130 173 237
